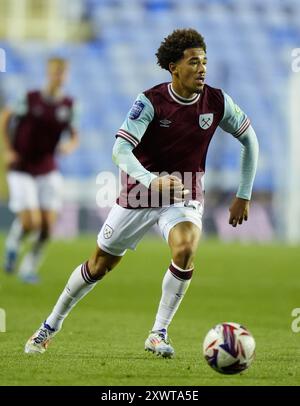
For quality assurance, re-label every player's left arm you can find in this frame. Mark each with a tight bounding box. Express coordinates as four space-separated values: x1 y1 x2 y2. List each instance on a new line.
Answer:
58 102 79 155
219 92 259 227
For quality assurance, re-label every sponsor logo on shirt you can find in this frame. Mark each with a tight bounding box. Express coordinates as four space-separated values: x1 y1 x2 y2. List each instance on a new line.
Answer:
199 113 214 130
159 119 172 127
129 100 145 120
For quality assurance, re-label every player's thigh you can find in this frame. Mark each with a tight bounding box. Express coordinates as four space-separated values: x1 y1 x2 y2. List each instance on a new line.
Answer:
37 171 63 212
168 221 201 253
158 201 203 246
167 221 201 269
97 204 160 257
7 171 39 214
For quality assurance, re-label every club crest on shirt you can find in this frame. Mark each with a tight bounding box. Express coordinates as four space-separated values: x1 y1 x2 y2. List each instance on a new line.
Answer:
129 100 145 120
199 113 214 130
103 224 114 239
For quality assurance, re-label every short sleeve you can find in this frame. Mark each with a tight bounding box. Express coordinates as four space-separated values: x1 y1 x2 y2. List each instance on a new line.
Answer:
219 91 250 138
69 101 79 129
9 93 28 116
116 93 154 148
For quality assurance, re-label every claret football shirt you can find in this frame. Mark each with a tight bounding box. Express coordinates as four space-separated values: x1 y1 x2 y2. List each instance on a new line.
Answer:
116 82 250 208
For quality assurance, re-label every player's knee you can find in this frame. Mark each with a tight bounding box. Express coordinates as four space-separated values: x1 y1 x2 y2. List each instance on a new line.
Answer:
21 216 41 233
172 243 196 269
173 243 195 259
31 217 42 231
21 220 31 233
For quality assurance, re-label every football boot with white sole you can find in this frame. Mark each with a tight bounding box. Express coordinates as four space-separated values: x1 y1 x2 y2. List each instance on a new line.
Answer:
145 329 174 358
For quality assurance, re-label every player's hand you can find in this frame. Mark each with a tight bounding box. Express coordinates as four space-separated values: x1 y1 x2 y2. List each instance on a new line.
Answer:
4 149 19 165
150 175 189 202
57 141 77 155
229 197 249 227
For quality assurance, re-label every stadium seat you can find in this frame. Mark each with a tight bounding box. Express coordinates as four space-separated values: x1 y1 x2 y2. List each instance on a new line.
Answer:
2 0 297 194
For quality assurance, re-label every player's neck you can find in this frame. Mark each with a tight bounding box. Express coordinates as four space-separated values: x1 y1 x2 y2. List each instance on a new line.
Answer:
171 82 197 100
44 85 62 98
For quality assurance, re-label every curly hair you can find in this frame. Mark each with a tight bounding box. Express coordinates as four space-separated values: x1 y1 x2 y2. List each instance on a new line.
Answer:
156 29 206 72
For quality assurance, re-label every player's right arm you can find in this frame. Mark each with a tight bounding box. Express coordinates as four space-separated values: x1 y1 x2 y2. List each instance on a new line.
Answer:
1 94 28 166
113 93 186 200
0 108 19 165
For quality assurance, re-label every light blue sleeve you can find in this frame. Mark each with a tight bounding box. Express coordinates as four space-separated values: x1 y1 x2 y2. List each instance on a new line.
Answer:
70 101 80 129
9 93 28 116
236 126 259 200
116 93 154 147
112 137 157 188
219 91 250 137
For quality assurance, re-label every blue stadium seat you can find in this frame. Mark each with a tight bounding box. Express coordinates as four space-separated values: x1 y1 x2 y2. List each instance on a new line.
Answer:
1 0 297 192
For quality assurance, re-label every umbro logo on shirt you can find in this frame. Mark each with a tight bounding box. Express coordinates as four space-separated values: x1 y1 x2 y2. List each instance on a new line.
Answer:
159 119 172 127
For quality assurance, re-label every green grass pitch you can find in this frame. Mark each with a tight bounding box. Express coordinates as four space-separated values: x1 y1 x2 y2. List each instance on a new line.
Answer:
0 235 300 386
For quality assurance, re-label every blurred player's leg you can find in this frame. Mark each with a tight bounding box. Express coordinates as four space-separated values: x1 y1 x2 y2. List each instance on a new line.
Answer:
4 209 41 273
19 171 63 283
16 210 42 282
25 247 122 353
4 172 40 273
4 217 24 273
145 221 201 357
18 210 56 283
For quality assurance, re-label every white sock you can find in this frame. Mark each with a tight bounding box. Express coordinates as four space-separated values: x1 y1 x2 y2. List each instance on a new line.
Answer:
5 218 24 253
45 262 99 331
152 261 194 332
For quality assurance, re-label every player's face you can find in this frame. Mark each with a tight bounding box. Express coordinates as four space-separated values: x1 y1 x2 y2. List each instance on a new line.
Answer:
171 48 207 97
47 61 68 89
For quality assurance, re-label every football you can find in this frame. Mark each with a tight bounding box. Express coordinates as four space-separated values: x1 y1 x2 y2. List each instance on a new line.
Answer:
203 322 255 374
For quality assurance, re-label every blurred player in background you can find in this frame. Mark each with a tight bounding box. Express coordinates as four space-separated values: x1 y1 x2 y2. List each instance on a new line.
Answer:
1 57 79 283
25 29 258 355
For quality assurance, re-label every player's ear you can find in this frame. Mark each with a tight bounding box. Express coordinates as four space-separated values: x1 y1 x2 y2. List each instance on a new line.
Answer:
169 62 178 75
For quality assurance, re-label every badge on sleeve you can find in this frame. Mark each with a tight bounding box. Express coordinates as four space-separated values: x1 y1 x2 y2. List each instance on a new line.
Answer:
129 100 145 120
